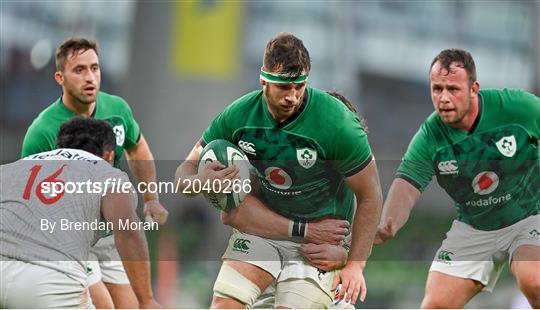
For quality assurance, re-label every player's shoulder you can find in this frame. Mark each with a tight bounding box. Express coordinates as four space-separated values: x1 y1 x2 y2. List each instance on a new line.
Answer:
225 89 263 112
481 88 538 108
25 99 64 138
308 87 361 127
414 110 446 141
310 87 349 112
23 148 100 163
422 111 442 128
217 90 263 123
481 88 539 121
97 91 131 111
480 87 535 100
27 148 126 179
29 97 63 124
97 90 128 103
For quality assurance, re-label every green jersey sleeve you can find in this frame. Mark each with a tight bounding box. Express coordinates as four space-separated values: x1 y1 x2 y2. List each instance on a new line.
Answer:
330 113 373 177
503 89 540 138
118 98 141 149
396 123 436 191
201 108 234 145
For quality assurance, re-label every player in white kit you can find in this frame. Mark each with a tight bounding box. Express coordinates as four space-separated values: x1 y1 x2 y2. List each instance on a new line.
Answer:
0 118 158 308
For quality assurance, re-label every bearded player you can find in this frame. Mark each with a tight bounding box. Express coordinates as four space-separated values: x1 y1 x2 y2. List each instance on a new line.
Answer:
176 32 382 308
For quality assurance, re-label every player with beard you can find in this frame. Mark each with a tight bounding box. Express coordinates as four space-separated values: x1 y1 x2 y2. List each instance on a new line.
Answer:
176 33 382 308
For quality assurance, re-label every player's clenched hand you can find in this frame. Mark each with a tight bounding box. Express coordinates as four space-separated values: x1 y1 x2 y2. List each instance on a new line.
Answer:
332 260 366 305
143 200 168 224
374 217 394 245
198 161 239 185
300 243 347 271
305 218 349 245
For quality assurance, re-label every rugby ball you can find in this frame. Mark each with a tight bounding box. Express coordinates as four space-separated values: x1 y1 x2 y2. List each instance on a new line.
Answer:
197 139 251 212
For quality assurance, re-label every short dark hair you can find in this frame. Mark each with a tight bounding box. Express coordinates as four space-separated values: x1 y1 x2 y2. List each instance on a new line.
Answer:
56 117 116 157
326 90 368 133
430 49 477 85
263 32 311 78
55 37 99 71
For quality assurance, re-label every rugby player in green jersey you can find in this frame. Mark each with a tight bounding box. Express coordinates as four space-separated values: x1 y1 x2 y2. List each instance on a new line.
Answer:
176 33 383 308
21 37 168 308
375 49 540 308
244 91 362 309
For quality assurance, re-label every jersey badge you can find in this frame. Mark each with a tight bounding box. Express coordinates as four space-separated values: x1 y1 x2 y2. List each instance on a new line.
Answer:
296 147 317 169
113 125 125 146
495 135 516 157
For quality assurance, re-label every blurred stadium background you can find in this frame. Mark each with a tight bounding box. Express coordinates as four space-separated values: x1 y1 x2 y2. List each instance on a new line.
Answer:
1 1 539 308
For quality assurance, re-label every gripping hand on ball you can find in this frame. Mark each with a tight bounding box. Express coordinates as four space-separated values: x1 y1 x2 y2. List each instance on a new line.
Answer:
198 161 239 192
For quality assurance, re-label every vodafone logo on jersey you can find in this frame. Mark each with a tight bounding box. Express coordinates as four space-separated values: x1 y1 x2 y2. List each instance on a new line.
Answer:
265 167 292 190
472 171 499 195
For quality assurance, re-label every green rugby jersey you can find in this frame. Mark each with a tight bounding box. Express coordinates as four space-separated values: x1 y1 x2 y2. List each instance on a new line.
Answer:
397 88 539 230
21 91 141 168
202 87 373 222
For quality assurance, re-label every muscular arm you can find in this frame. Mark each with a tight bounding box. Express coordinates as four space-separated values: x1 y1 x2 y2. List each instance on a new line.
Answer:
174 143 203 197
222 195 349 244
221 195 289 238
333 160 383 304
101 191 157 308
176 142 348 243
125 135 168 224
345 160 383 265
125 135 158 202
374 177 421 244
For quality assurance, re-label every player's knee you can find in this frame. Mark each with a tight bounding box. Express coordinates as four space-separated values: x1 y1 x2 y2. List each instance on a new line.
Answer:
517 275 540 302
88 282 114 309
420 295 444 309
213 263 261 307
275 279 332 309
105 283 138 309
421 292 452 309
211 295 244 309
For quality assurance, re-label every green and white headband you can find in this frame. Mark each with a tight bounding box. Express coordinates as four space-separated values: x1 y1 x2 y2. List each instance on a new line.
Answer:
260 68 309 84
